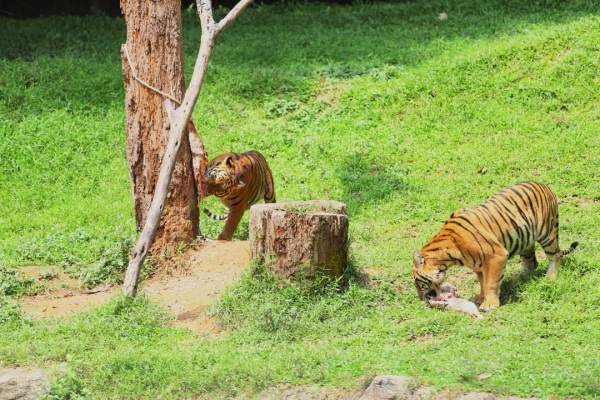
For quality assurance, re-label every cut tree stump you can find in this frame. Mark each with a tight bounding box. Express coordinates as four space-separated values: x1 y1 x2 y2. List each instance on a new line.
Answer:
249 201 348 279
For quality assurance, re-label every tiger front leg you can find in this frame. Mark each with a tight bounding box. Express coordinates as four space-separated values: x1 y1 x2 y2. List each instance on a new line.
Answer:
472 271 485 305
479 254 508 311
217 207 246 241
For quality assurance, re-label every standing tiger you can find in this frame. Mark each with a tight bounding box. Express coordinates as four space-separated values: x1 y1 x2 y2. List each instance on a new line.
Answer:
203 150 275 240
412 181 578 311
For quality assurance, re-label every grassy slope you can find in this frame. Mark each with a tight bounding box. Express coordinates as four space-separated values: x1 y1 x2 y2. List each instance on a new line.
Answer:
1 0 600 398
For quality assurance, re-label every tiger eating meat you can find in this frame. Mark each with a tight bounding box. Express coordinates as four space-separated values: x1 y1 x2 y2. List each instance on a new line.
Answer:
412 181 578 311
203 150 275 241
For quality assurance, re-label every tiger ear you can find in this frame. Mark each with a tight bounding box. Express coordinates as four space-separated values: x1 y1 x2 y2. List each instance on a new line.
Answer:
413 251 424 268
225 156 234 168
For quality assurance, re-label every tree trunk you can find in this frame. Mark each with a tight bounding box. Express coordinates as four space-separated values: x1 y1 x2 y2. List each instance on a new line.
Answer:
249 201 349 279
120 0 199 255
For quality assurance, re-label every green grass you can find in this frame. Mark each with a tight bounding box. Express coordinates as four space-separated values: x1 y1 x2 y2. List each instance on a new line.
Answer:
1 0 600 398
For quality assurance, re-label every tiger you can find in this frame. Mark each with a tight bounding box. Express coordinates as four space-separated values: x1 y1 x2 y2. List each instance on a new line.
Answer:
203 150 276 240
412 181 578 311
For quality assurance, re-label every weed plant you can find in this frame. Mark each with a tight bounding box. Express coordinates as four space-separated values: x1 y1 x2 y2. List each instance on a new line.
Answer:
1 0 600 398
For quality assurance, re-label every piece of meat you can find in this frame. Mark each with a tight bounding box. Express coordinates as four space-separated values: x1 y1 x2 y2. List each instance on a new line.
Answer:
429 296 484 319
439 283 458 296
428 284 484 319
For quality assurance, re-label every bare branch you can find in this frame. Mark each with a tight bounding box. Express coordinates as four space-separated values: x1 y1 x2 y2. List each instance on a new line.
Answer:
123 44 181 105
164 98 177 122
215 0 255 36
196 0 215 34
166 98 209 199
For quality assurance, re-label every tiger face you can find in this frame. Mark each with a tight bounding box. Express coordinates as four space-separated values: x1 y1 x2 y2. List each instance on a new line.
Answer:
412 251 446 301
204 155 245 197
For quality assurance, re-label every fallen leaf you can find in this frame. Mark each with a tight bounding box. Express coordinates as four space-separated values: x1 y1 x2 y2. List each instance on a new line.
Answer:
477 373 493 380
477 167 488 175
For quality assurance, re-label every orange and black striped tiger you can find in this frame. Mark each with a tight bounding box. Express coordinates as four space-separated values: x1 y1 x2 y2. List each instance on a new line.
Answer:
203 150 275 240
412 181 578 311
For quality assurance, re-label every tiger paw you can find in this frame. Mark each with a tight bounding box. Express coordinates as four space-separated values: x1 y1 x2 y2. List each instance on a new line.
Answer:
471 295 484 305
479 300 499 312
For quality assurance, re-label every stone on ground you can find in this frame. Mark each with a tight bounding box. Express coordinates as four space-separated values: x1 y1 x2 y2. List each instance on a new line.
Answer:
0 368 48 400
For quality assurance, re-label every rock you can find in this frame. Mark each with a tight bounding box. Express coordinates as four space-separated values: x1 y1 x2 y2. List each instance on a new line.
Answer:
241 379 541 400
358 375 412 400
408 386 436 400
253 384 333 400
0 367 48 400
451 394 498 400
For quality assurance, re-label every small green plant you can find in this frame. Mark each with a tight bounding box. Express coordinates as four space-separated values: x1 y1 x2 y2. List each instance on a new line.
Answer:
39 269 59 280
0 295 22 323
77 236 133 288
0 266 34 297
42 368 90 400
16 229 96 266
265 98 300 117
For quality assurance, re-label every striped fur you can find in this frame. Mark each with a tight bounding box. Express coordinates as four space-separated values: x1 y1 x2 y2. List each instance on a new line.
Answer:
412 181 578 311
203 150 275 240
203 208 228 220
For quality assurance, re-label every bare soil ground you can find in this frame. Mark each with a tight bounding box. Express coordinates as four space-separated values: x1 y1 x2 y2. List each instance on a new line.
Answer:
21 240 250 334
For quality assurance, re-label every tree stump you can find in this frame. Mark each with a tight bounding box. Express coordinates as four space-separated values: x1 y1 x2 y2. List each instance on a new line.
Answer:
249 201 349 279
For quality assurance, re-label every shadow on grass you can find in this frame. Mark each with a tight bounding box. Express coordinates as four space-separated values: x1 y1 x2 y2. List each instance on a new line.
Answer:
334 151 409 216
1 0 598 111
500 257 582 305
500 269 546 305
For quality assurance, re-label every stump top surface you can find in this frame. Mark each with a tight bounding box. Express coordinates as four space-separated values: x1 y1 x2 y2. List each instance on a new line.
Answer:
251 200 346 215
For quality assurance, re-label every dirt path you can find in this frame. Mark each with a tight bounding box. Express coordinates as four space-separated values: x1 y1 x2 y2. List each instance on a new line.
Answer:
21 240 250 334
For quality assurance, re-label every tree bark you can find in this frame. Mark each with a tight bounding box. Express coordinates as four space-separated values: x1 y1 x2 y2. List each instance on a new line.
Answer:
249 201 349 279
120 0 199 256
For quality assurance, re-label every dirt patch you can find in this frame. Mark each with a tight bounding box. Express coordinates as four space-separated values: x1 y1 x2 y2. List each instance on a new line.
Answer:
570 196 599 206
21 240 250 334
315 81 349 105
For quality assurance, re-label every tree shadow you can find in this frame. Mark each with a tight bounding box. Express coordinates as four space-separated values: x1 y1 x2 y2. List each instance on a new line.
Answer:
204 0 599 94
334 151 410 216
2 0 598 111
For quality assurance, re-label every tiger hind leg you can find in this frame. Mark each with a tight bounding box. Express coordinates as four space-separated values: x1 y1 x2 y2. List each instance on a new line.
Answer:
539 227 563 279
544 250 562 280
544 241 578 280
539 212 562 279
520 247 538 272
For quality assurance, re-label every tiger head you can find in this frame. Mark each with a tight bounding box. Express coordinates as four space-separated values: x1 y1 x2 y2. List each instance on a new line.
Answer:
411 251 447 301
204 154 246 197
